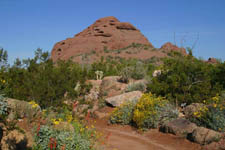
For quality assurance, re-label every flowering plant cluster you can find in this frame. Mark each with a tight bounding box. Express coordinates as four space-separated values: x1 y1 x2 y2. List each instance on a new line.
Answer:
188 94 225 132
110 93 178 129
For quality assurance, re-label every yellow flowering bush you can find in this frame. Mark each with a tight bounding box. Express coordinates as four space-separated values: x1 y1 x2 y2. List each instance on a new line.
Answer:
133 93 178 129
188 94 225 132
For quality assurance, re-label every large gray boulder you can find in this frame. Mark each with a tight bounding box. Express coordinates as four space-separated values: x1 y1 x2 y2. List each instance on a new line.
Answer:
6 98 41 121
202 138 225 150
189 127 222 145
160 118 198 137
105 91 143 107
100 76 127 98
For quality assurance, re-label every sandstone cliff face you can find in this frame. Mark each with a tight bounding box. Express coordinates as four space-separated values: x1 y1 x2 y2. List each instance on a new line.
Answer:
51 16 153 62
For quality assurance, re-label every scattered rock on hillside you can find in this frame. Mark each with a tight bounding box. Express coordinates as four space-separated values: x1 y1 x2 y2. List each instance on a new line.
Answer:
105 91 143 107
51 16 153 62
100 76 127 98
189 127 222 145
160 118 198 138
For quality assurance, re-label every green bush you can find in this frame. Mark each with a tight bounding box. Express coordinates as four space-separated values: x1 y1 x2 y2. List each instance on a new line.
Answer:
110 101 136 125
0 49 91 108
131 61 146 80
187 94 225 132
33 124 95 150
147 53 223 105
133 93 178 129
119 66 133 83
0 94 9 119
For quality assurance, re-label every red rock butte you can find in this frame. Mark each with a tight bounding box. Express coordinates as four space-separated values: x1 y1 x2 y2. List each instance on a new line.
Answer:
51 16 153 62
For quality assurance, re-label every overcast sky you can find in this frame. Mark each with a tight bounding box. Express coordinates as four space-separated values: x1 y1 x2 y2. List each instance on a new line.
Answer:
1 0 225 63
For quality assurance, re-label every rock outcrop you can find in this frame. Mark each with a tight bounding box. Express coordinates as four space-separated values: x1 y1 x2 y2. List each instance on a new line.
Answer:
51 16 153 62
189 127 222 145
160 118 198 138
105 91 143 107
160 42 187 55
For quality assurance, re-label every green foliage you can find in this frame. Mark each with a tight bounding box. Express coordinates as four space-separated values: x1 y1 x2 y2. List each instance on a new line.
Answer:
125 82 146 93
211 62 225 89
119 66 133 83
147 53 223 105
0 48 8 69
187 94 225 132
33 124 95 150
133 93 178 129
130 61 146 80
110 93 178 129
0 49 90 108
110 101 136 125
0 94 9 118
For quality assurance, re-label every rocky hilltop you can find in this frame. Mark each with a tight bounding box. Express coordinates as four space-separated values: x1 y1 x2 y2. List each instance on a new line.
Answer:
51 16 186 63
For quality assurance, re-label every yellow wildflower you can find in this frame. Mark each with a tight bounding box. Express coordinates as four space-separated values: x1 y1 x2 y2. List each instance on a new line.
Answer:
32 104 38 108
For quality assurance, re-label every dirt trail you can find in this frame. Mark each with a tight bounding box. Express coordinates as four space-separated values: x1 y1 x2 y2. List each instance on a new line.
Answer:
93 116 202 150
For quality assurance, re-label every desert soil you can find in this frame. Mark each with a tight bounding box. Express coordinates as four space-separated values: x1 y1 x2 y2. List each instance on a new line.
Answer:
92 108 202 150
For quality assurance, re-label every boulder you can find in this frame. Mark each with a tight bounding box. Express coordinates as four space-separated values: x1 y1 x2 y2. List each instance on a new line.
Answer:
100 76 127 98
189 127 222 145
160 118 198 137
152 70 161 77
105 91 143 107
6 98 41 121
1 130 28 150
202 138 225 150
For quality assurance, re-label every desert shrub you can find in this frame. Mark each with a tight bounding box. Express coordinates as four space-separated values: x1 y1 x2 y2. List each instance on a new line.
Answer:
188 94 225 132
133 93 178 129
125 82 146 93
0 94 9 119
147 52 223 105
119 66 133 83
0 48 8 69
33 126 93 150
33 117 97 150
131 61 146 80
110 101 136 125
0 49 92 108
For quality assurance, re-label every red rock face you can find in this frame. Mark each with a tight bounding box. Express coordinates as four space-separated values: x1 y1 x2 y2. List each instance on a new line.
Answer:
51 16 153 62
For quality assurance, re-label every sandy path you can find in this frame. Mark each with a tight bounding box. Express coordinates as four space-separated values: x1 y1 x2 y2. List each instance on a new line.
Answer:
93 118 202 150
